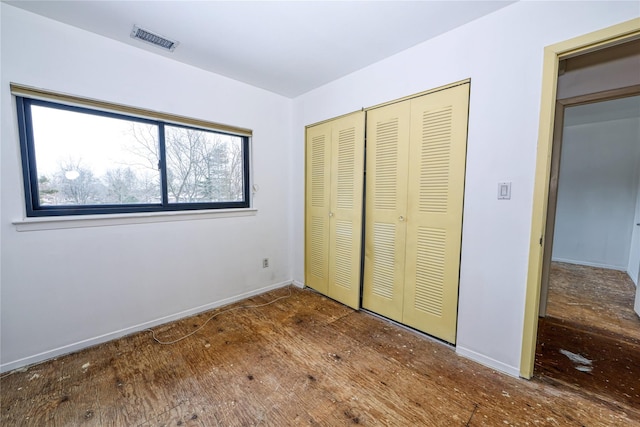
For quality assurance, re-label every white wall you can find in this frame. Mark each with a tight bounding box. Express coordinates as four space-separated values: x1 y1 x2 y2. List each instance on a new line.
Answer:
553 104 640 270
292 1 639 375
636 280 640 316
0 5 293 371
629 179 640 286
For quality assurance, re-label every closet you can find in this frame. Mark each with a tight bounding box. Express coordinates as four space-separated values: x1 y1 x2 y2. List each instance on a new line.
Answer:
305 111 365 309
363 83 469 344
305 81 469 344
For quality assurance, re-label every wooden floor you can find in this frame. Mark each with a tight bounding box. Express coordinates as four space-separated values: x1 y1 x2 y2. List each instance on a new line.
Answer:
544 262 640 341
2 285 639 426
536 262 640 415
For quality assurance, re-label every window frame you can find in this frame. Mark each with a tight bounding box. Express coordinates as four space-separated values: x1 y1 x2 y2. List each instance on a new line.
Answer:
15 94 251 217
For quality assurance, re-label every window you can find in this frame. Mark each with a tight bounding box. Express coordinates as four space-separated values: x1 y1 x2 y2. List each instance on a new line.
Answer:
14 90 250 217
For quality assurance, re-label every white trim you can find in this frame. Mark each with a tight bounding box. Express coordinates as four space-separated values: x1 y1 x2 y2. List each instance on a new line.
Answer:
456 346 521 378
13 208 258 232
551 257 627 271
292 280 305 288
0 280 292 373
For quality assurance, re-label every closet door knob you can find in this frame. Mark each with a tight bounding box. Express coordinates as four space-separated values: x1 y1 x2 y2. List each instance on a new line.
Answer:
399 216 405 222
329 212 334 217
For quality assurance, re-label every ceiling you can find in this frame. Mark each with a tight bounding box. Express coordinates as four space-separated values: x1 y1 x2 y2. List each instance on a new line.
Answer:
5 1 515 97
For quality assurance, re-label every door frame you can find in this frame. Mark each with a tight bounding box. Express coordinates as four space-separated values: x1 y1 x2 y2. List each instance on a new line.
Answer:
520 17 640 379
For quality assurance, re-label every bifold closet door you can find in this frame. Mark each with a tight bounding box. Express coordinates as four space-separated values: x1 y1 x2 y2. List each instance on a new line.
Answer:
363 83 470 344
305 121 332 295
305 112 365 309
362 102 411 322
402 83 470 344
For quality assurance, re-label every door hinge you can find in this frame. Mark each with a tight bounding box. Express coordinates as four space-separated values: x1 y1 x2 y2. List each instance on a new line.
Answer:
539 235 543 246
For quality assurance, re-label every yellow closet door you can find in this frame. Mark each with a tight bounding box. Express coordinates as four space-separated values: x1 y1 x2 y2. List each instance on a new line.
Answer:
362 102 411 322
327 112 365 309
305 122 332 295
402 83 470 344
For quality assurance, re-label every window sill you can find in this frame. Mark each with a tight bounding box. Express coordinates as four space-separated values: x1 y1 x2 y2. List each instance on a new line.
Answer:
13 208 258 232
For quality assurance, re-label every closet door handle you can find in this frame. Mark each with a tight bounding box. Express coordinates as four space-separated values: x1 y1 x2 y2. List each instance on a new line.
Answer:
399 216 405 222
329 212 334 218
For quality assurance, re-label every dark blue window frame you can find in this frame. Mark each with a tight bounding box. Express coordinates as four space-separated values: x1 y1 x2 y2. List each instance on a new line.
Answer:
16 96 251 217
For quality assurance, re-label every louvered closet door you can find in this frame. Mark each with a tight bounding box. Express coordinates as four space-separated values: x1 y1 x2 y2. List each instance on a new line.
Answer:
402 83 470 344
362 102 411 322
327 112 365 309
305 122 332 295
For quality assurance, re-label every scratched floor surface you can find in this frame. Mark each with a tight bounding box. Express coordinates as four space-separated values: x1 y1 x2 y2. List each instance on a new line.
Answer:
2 285 639 426
536 262 640 414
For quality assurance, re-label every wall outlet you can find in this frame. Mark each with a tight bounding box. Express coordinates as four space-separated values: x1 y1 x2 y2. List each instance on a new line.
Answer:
262 258 269 268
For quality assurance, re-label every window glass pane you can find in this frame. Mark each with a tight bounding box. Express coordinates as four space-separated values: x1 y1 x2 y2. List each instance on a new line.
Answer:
164 125 245 203
31 105 161 206
18 96 250 216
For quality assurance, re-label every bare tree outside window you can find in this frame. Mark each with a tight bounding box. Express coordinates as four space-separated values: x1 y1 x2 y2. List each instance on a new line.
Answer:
164 125 244 203
53 158 103 205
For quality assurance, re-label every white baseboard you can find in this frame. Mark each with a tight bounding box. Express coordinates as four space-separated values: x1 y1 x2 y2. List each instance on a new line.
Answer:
0 280 293 374
552 257 626 271
456 346 520 378
292 280 305 288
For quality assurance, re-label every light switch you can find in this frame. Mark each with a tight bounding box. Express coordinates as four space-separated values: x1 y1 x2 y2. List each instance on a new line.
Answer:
498 182 511 200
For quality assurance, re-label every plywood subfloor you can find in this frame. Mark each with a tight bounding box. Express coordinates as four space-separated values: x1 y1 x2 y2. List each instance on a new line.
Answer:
536 262 640 414
545 262 640 342
3 285 639 426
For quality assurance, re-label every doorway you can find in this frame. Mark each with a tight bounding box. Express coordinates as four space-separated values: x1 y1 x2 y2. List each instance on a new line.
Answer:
534 91 640 411
522 22 640 414
521 19 640 382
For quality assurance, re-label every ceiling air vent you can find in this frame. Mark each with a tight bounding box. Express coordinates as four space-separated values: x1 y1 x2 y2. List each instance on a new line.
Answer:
130 25 178 52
